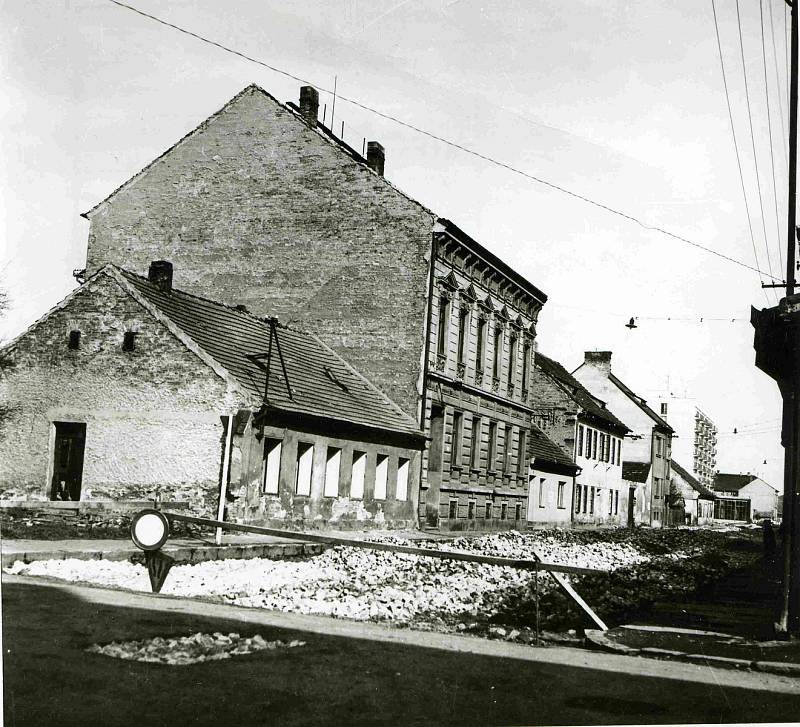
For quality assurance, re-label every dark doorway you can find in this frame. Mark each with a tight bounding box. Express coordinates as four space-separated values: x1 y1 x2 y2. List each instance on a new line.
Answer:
627 486 636 528
50 422 86 501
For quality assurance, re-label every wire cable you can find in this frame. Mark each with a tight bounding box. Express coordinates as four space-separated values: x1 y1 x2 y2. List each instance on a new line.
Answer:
105 0 782 283
711 0 774 301
735 0 777 293
760 0 785 275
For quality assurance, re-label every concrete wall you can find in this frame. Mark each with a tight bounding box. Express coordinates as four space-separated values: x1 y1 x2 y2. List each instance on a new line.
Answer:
228 413 420 530
0 273 241 513
84 86 435 418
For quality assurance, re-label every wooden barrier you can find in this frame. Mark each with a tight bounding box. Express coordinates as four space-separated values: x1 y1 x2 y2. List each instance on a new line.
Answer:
166 513 610 631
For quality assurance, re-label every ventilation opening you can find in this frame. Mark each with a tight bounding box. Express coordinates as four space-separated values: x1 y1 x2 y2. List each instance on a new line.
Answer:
122 332 137 352
68 331 81 350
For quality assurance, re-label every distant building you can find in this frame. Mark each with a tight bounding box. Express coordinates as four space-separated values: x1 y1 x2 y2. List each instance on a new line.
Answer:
531 353 630 527
0 262 425 530
670 460 715 526
573 352 674 527
713 473 779 521
649 396 717 488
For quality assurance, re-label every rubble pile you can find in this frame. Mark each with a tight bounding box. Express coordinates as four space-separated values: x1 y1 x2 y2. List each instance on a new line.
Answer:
7 527 761 638
86 632 305 665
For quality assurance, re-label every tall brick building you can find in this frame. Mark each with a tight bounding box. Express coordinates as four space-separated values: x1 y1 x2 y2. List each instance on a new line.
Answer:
79 83 554 530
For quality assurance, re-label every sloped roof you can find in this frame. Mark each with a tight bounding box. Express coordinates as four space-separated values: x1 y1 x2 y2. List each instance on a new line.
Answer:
713 472 770 493
529 424 578 471
622 461 651 483
608 373 674 433
113 267 423 438
536 352 629 432
671 460 715 499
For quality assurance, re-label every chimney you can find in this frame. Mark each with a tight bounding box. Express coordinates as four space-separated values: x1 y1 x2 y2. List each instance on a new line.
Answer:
584 350 612 374
367 141 385 176
148 260 173 293
299 86 319 127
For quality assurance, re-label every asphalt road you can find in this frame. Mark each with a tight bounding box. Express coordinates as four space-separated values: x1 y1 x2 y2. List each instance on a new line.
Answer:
3 574 800 726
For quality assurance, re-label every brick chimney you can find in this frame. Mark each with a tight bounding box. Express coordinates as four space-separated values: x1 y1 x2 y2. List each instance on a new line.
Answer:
367 141 385 176
148 260 173 293
299 86 319 127
584 351 612 375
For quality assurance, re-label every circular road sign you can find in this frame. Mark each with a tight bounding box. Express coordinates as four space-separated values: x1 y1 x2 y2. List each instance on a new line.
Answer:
130 509 170 551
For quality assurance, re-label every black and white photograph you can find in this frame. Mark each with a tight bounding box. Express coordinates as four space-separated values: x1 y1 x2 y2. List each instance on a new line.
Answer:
2 1 800 725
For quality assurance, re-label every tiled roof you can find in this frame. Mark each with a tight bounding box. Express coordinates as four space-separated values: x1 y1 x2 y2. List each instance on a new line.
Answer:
115 267 423 438
536 352 629 432
622 461 651 483
671 460 716 499
713 473 758 493
608 373 674 433
529 424 577 470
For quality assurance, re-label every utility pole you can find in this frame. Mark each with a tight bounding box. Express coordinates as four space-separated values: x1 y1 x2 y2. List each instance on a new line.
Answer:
752 0 800 635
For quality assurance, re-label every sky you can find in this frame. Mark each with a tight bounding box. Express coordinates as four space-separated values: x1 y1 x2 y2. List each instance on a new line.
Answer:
0 0 793 488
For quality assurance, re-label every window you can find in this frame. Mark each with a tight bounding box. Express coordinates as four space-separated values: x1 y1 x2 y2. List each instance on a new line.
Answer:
449 499 458 519
501 503 508 520
122 331 137 352
593 430 599 459
324 447 341 497
475 316 487 374
521 341 531 393
538 477 546 508
655 437 663 457
589 486 595 515
504 424 513 472
295 442 314 496
351 451 366 499
492 325 503 380
516 429 527 476
457 304 470 365
68 330 81 349
451 411 464 467
575 484 582 513
578 425 584 457
470 416 482 469
557 481 565 508
436 295 450 359
608 488 614 515
605 434 611 462
515 503 522 521
468 501 476 519
396 458 409 501
262 438 282 495
375 454 388 500
661 402 668 417
614 489 619 515
508 331 518 389
488 421 498 469
599 434 606 462
485 501 493 519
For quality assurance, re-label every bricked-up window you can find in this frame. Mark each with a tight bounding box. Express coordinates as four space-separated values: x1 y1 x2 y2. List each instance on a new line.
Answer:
557 481 566 508
503 424 513 472
485 501 492 519
488 421 498 470
351 451 366 499
517 429 527 476
374 454 389 500
468 501 476 519
538 477 546 507
68 330 81 349
577 425 584 457
262 438 282 495
457 304 470 366
436 295 451 359
492 324 503 381
122 331 137 352
295 442 314 496
475 316 487 373
470 416 482 469
507 331 518 388
396 458 409 501
323 447 341 497
451 411 464 467
449 499 458 519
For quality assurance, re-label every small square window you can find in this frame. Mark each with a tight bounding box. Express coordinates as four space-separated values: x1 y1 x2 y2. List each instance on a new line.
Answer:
122 331 137 352
68 330 81 349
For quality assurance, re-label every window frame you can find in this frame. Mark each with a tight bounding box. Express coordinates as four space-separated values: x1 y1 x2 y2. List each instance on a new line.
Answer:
294 442 314 497
262 437 283 495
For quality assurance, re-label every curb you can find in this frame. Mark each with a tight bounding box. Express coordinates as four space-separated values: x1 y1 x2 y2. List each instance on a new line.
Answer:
585 629 800 677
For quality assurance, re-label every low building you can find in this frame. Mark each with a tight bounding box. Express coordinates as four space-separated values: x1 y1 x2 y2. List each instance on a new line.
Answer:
527 426 579 528
621 462 650 527
713 473 779 521
531 352 630 527
573 352 674 527
670 460 715 526
0 262 425 530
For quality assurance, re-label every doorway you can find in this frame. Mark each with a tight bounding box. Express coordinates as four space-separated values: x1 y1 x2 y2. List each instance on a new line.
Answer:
50 422 86 501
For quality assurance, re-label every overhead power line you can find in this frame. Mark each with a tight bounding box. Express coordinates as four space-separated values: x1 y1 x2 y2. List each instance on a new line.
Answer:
106 0 781 283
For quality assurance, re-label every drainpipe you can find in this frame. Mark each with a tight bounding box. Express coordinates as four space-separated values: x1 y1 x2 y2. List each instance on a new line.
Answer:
215 413 235 546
